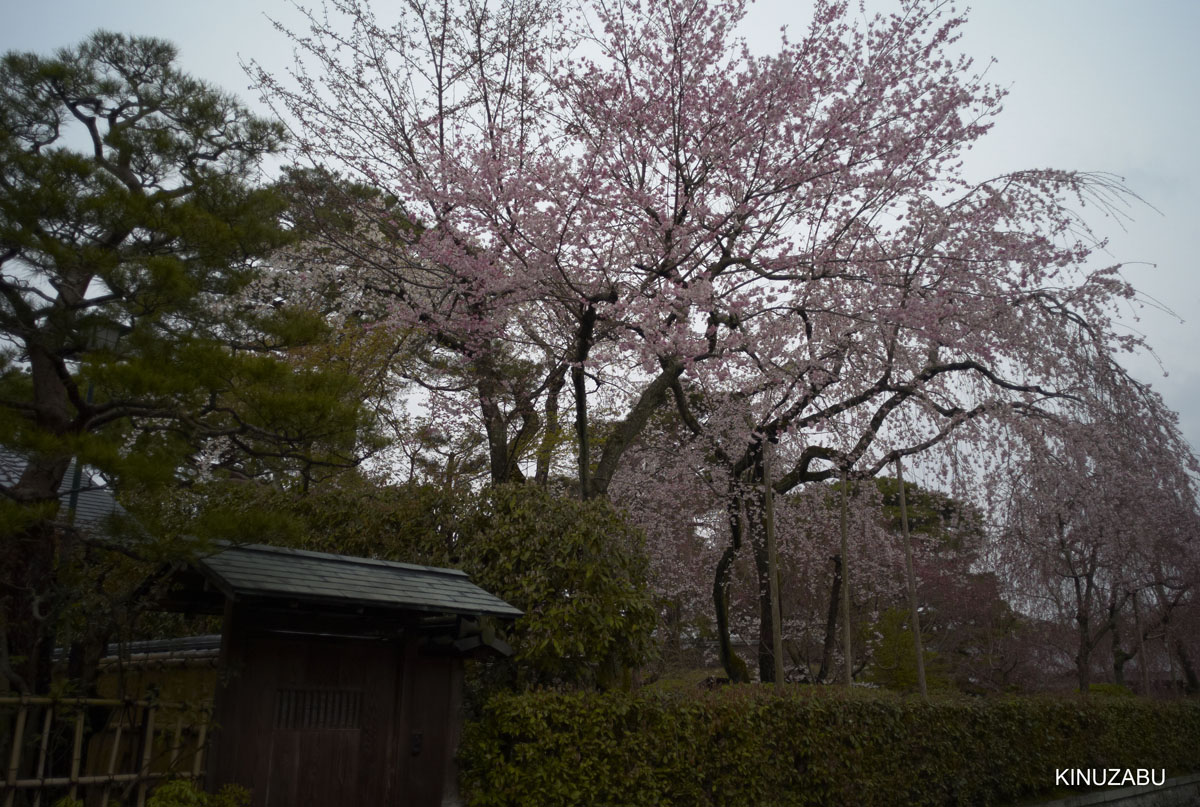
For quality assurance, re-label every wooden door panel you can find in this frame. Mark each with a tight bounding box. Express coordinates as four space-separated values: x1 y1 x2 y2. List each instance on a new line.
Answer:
213 630 400 807
398 656 455 807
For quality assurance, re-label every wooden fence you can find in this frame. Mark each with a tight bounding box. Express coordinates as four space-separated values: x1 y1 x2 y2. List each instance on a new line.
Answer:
0 695 211 807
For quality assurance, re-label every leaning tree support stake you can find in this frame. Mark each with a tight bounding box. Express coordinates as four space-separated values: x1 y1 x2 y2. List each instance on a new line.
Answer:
896 456 929 702
839 468 853 685
763 439 784 687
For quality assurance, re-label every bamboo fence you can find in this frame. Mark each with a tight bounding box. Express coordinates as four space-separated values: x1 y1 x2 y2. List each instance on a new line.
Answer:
0 695 211 807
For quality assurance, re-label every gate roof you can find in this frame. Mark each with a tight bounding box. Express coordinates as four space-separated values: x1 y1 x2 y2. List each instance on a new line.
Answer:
194 542 522 619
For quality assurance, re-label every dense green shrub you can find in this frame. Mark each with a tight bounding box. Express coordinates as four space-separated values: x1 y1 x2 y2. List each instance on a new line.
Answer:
459 485 657 691
459 687 1200 807
146 781 250 807
861 608 953 693
52 781 248 807
147 479 657 692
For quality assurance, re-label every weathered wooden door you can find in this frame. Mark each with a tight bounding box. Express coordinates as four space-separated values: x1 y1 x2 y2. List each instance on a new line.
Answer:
210 631 402 807
396 653 461 807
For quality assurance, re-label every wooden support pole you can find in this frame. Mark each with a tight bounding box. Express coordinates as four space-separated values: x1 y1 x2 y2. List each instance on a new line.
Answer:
839 469 853 685
896 456 929 702
763 440 784 688
101 721 124 807
33 707 52 807
4 706 27 807
68 710 85 801
136 704 156 807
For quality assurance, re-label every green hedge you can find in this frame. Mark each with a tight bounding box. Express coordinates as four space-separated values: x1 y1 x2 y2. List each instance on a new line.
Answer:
459 687 1200 807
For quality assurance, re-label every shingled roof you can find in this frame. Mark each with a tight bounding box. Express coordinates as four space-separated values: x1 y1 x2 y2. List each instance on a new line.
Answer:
0 447 129 536
195 543 522 620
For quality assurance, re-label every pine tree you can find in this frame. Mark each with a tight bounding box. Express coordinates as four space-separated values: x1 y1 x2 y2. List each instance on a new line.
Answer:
0 32 365 693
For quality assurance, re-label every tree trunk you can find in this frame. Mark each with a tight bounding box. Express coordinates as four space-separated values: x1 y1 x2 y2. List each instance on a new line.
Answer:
535 368 566 485
817 554 842 684
713 497 751 683
1133 592 1151 694
1109 597 1134 688
478 373 515 485
1176 638 1199 695
585 360 683 499
662 598 682 665
1111 632 1132 688
572 305 597 497
571 360 591 495
5 450 76 693
2 520 62 694
1075 607 1093 693
749 520 776 683
713 544 750 683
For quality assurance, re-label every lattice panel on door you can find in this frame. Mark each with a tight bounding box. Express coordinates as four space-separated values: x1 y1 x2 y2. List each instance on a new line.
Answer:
273 689 363 730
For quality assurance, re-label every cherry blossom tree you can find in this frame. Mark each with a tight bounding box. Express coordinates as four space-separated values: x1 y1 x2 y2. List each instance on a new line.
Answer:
250 0 1005 489
253 0 1190 683
993 358 1199 693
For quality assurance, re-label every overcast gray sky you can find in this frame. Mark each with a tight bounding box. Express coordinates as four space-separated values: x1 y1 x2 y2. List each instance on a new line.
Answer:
4 0 1198 454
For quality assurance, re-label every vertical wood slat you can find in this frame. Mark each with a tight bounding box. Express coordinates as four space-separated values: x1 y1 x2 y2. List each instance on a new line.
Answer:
4 706 27 807
32 707 53 807
169 716 184 769
191 710 209 778
100 722 124 807
68 710 85 801
136 704 156 807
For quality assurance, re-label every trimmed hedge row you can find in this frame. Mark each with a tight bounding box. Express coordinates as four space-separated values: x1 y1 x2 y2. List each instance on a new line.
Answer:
458 687 1200 807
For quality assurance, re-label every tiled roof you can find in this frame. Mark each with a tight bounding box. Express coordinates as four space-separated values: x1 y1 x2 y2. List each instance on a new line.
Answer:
196 543 522 620
0 447 128 536
53 634 224 663
104 634 223 657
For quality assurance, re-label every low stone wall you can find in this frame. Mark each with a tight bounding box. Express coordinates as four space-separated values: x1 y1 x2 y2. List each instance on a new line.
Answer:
1031 774 1200 807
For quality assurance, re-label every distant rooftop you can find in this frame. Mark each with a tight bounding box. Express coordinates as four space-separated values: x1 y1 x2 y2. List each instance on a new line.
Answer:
2 449 522 623
194 542 522 620
0 447 128 536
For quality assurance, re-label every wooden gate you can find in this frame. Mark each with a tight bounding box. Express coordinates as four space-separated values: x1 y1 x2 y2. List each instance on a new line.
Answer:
208 633 402 807
165 543 521 806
